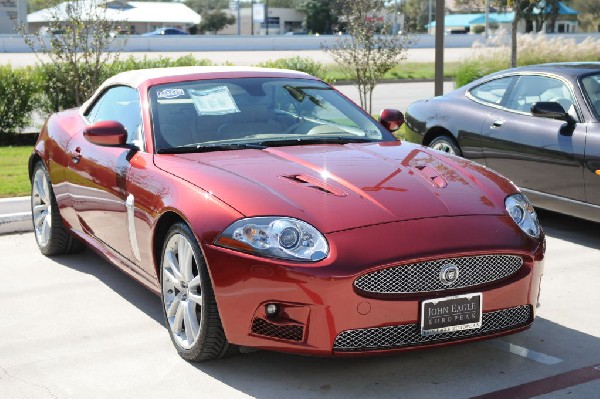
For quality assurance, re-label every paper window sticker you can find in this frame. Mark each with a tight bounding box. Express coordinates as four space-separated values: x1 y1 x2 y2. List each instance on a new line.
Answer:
187 86 240 116
157 88 186 99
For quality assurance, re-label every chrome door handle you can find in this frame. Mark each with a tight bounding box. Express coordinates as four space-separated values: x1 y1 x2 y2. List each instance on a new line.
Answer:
491 120 504 128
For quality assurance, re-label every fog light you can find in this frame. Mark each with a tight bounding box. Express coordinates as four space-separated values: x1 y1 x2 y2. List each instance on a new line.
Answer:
265 303 279 317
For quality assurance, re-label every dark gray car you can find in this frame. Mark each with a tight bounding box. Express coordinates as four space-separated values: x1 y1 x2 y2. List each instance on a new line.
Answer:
404 62 600 223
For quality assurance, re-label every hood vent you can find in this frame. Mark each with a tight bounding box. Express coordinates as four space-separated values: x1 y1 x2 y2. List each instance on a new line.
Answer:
282 174 347 197
413 165 448 188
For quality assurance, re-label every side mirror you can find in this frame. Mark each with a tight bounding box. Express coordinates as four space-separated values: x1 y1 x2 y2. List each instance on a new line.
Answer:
531 102 569 121
378 109 404 132
83 121 128 146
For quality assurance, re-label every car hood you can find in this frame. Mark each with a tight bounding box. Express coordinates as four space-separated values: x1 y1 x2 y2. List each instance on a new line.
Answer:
154 141 516 233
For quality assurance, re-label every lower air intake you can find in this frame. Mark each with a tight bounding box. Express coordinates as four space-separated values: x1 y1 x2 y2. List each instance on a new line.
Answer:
333 305 532 352
251 317 304 342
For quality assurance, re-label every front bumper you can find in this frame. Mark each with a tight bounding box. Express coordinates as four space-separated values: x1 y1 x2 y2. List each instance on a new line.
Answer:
203 214 545 356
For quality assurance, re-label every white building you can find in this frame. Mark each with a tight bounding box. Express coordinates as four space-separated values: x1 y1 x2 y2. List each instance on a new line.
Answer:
28 0 201 35
0 0 27 34
218 7 304 35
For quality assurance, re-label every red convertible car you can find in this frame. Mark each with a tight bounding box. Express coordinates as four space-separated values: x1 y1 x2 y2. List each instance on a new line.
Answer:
30 66 545 361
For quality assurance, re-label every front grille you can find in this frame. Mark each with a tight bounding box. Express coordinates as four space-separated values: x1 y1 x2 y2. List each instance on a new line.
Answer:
354 255 523 294
251 317 304 342
333 305 532 352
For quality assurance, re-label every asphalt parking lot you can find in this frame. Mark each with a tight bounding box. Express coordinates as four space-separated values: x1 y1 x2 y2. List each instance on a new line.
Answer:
1 209 599 399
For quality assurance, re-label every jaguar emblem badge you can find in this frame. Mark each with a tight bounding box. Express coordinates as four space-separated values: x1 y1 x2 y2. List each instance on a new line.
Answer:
439 263 460 286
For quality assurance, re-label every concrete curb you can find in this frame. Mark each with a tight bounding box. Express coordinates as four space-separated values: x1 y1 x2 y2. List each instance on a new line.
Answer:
0 197 32 235
0 212 32 235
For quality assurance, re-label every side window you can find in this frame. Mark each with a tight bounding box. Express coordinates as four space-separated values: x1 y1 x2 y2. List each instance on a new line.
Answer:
85 86 143 148
505 75 578 121
581 74 600 119
468 76 514 105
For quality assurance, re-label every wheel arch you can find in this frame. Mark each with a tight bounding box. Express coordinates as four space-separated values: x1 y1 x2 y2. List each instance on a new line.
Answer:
28 152 43 181
153 211 187 281
422 126 457 147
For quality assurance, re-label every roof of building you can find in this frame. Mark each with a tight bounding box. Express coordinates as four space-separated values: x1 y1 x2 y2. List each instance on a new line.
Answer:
28 0 201 25
533 2 578 16
429 12 515 28
429 1 577 28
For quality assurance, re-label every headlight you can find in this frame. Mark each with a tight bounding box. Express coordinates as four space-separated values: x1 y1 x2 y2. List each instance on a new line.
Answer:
214 217 329 262
505 194 541 238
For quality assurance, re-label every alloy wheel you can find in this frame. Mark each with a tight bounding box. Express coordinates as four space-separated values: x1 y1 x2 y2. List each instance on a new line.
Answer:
162 233 203 349
31 167 52 248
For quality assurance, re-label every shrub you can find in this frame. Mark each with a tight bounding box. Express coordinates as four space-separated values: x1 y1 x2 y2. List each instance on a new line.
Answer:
457 33 600 87
103 54 213 78
37 55 215 113
454 58 509 87
257 56 331 82
0 65 41 134
37 62 98 113
472 25 485 35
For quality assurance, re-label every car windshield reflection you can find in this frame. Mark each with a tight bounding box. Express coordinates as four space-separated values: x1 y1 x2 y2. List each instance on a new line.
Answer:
149 78 391 152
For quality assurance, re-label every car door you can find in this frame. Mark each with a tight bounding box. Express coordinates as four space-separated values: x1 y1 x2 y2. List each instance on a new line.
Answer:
581 74 600 208
480 74 586 202
66 86 143 261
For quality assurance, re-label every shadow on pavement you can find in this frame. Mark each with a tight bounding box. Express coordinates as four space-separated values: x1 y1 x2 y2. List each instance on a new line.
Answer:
53 248 164 325
45 211 600 399
537 209 600 250
193 318 600 399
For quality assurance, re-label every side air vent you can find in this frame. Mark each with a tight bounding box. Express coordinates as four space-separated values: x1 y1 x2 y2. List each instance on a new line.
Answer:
282 174 347 197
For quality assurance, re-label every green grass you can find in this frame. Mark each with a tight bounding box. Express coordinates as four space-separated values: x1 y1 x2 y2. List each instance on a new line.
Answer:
326 62 460 82
0 146 32 198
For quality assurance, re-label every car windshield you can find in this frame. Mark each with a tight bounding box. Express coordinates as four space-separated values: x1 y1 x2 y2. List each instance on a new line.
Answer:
149 77 393 152
581 73 600 118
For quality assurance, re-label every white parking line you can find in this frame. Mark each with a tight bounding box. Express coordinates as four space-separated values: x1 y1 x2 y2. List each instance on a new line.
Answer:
486 340 563 365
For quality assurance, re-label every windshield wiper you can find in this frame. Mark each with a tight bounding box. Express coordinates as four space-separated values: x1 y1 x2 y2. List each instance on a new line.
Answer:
157 143 266 154
258 137 374 147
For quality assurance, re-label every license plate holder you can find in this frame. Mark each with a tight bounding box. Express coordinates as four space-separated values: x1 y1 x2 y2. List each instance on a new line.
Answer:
421 293 482 336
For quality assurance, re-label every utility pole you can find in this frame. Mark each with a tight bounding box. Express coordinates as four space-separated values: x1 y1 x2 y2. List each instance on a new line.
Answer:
428 0 432 34
393 0 399 34
485 0 490 39
266 0 269 36
434 0 445 96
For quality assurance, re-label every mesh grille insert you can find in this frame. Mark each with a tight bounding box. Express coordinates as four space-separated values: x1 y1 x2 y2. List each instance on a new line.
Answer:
333 305 532 351
251 317 304 342
354 255 523 294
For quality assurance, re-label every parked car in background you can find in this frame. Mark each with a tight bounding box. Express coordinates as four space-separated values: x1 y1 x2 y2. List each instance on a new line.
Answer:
404 63 600 223
30 66 544 362
143 27 189 36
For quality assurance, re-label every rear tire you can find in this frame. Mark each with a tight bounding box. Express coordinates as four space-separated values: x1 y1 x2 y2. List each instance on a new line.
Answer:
429 135 462 156
31 161 83 256
160 222 232 362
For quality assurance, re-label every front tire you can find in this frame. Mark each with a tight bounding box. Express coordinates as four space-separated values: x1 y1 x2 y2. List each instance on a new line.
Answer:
31 161 83 256
160 222 231 361
429 135 462 156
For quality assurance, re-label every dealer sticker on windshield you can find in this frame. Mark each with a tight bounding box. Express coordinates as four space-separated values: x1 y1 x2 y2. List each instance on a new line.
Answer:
421 293 482 336
188 86 240 116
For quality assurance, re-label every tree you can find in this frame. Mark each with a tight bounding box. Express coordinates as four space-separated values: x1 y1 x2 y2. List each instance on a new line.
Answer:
564 0 597 17
198 9 236 33
325 0 412 113
19 0 127 111
267 0 303 7
298 0 341 33
403 0 434 33
185 0 228 14
522 0 560 32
